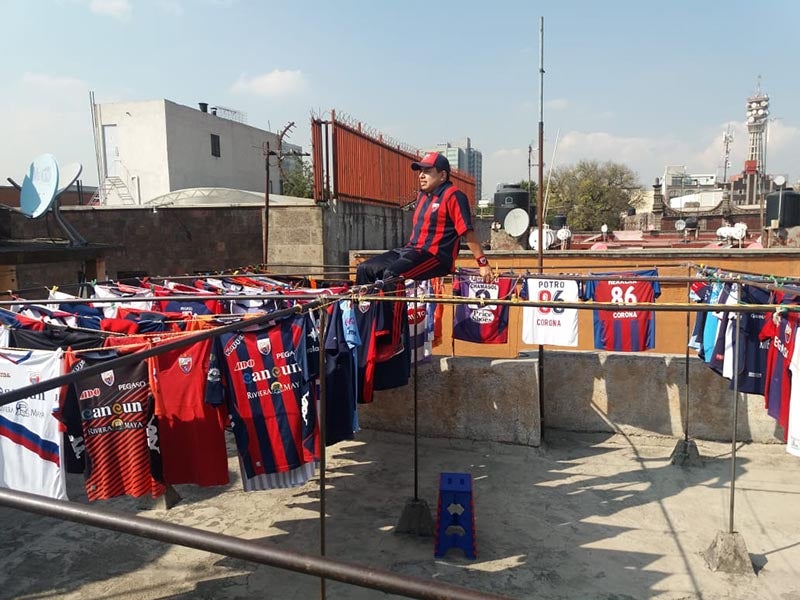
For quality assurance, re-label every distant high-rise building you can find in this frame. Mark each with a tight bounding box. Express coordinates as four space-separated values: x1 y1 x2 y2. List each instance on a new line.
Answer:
430 138 483 201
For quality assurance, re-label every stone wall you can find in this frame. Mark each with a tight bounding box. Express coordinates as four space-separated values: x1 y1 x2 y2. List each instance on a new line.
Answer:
358 351 784 446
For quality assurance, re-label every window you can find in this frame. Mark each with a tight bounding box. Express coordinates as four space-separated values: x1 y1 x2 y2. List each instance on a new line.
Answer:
210 134 221 157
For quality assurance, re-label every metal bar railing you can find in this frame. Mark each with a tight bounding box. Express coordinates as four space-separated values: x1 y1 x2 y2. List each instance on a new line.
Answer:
0 488 509 600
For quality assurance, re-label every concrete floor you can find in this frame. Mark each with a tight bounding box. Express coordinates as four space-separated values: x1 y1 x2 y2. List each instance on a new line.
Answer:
2 429 800 600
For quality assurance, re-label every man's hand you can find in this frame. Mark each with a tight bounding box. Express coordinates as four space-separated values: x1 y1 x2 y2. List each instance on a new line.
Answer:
479 265 493 283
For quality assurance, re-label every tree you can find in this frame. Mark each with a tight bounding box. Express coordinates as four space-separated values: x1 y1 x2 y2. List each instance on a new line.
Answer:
546 160 641 231
513 179 538 198
281 158 314 199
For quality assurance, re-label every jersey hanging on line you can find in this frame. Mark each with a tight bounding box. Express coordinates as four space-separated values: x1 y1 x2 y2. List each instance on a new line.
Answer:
0 348 67 500
581 268 661 352
150 337 229 487
206 313 318 482
57 351 165 501
521 278 579 347
452 275 515 344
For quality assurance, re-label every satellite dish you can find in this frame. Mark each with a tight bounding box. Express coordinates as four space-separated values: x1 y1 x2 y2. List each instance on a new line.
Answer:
731 224 746 240
20 154 59 218
56 162 82 197
503 208 530 237
556 227 571 241
675 219 686 232
600 224 608 234
774 175 787 187
529 227 555 251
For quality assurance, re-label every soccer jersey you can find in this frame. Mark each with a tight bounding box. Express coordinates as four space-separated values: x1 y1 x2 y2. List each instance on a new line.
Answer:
521 278 579 347
57 351 165 501
324 301 361 445
408 181 473 268
582 269 661 352
150 338 228 487
453 275 515 344
0 348 67 500
760 314 797 438
206 314 317 481
787 334 800 457
734 285 771 395
406 279 433 362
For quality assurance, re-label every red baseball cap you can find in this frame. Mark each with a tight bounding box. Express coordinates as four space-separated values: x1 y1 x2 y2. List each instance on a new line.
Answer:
411 152 451 173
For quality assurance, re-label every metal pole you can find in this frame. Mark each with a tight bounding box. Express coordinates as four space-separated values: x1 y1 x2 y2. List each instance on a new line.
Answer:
263 142 270 266
0 488 509 600
317 308 328 600
729 296 741 534
413 281 419 501
536 16 546 436
684 266 691 443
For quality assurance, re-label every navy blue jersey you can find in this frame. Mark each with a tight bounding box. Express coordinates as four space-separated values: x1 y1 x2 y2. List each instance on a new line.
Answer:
734 285 771 394
323 301 360 446
452 276 514 344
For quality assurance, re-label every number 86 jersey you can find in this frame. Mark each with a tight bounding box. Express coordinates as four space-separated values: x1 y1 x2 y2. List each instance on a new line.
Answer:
581 269 661 352
521 278 580 347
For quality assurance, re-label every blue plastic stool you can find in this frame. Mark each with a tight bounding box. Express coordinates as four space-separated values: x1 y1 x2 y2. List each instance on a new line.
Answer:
434 472 476 559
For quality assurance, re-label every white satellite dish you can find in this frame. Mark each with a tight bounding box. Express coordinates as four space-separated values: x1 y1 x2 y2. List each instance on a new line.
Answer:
731 224 746 240
503 208 530 237
529 227 555 251
716 226 733 239
556 227 571 241
774 175 787 187
55 162 82 197
601 224 608 234
675 219 686 232
20 154 59 218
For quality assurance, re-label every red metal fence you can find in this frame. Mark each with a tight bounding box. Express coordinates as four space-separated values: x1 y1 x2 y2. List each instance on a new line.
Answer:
311 111 476 209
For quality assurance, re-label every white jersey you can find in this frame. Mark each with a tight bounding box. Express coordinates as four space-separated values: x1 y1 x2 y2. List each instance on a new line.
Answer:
0 348 67 499
787 336 800 458
522 278 579 347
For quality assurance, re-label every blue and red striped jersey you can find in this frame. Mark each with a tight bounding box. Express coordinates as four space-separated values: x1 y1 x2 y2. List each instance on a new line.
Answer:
206 314 317 479
760 313 797 439
582 269 661 352
408 182 473 267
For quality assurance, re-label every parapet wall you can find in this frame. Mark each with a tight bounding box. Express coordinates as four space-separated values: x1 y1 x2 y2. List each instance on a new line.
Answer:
359 351 783 446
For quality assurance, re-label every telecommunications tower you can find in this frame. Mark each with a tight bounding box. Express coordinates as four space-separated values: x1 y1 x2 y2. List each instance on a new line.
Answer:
743 79 769 205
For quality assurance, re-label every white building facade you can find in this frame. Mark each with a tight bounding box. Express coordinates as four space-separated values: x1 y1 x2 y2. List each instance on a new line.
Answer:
92 99 301 205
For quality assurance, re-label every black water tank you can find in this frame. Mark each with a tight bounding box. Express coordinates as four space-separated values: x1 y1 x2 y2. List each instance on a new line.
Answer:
552 214 567 229
626 207 636 216
493 184 530 225
766 190 800 227
684 216 698 229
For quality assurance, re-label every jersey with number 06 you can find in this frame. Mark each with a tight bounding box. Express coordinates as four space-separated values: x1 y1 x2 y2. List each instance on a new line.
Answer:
582 269 661 352
521 278 579 346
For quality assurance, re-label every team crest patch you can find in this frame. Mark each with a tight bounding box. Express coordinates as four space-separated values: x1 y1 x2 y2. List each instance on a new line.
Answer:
358 301 371 313
786 323 793 341
257 338 272 355
178 356 192 374
28 372 41 385
101 370 115 386
431 202 440 212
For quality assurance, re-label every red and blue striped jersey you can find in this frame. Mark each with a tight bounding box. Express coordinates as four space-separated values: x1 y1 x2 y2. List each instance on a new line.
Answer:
760 313 797 438
582 269 661 352
408 182 473 267
206 314 317 479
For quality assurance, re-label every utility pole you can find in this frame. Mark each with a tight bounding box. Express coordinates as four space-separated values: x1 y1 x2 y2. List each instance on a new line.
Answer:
262 141 277 266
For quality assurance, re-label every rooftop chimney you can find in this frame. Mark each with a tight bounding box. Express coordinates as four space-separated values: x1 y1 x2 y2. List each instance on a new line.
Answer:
199 102 208 113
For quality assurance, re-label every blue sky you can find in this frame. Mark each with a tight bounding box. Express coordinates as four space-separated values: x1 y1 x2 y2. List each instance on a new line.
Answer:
2 0 799 199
